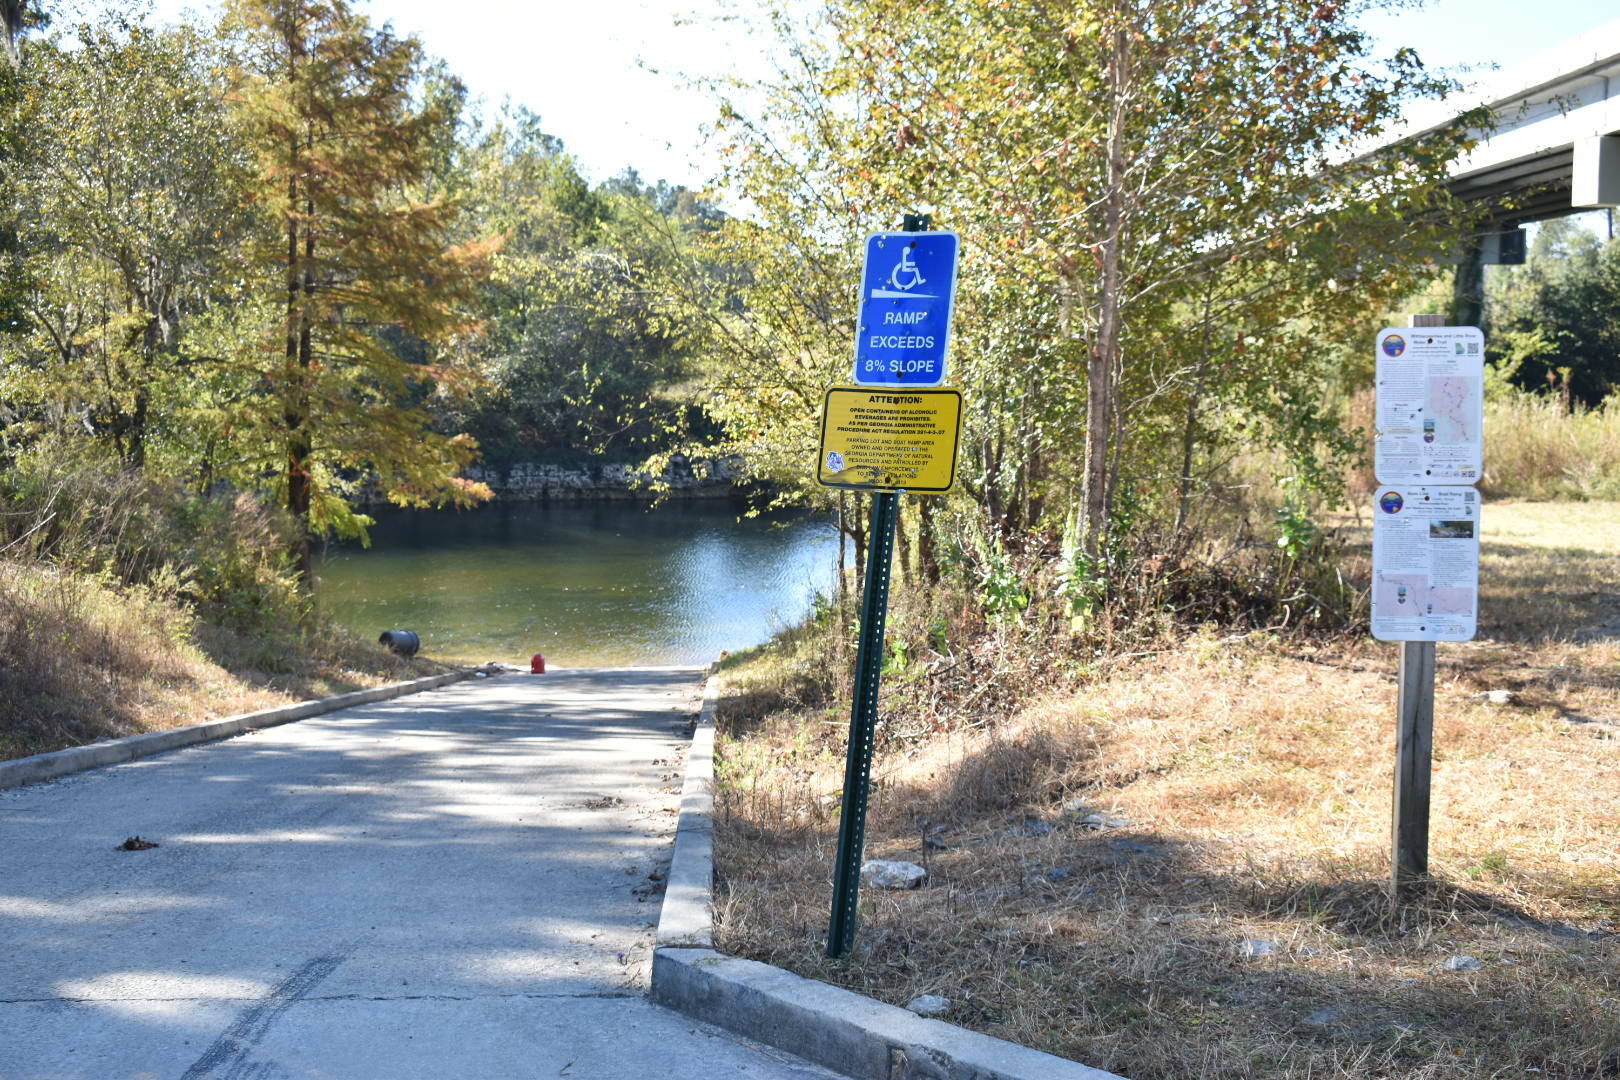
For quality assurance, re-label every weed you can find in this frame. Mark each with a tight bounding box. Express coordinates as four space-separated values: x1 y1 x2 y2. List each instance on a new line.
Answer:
0 447 453 761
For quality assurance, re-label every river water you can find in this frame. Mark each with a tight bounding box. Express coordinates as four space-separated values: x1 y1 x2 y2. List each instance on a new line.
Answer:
316 500 839 667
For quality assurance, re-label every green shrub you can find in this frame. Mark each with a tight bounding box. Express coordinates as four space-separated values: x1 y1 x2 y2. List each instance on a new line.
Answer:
0 440 306 630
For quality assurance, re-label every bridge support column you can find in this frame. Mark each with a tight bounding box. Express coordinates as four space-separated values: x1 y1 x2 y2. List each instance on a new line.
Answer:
1573 135 1620 208
1450 232 1485 329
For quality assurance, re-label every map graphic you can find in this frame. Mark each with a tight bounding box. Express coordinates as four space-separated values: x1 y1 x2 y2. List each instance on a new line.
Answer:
1427 375 1480 445
1374 573 1426 614
1425 586 1475 616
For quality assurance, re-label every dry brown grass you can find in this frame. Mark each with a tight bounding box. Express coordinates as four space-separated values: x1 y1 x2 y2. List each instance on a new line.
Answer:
0 561 454 762
713 501 1620 1079
1481 395 1620 502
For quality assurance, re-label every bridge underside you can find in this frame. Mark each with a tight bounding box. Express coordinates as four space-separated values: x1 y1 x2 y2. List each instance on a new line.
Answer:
1401 19 1620 227
1450 150 1576 226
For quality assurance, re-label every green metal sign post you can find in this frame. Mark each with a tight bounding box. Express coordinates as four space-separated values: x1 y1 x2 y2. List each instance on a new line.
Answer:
825 213 932 959
826 487 900 958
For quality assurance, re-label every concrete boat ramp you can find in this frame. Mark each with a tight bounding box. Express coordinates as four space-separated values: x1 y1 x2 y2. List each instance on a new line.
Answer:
0 668 844 1080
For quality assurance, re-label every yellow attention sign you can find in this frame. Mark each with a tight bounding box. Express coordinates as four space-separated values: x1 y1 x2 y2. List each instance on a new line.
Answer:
817 386 963 493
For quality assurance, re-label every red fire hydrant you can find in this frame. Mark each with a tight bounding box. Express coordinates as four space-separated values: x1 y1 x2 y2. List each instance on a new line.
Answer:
530 653 546 675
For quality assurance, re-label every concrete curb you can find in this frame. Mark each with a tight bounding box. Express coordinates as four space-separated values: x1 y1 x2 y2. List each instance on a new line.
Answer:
653 949 1125 1080
656 674 718 948
650 676 1128 1080
0 668 491 791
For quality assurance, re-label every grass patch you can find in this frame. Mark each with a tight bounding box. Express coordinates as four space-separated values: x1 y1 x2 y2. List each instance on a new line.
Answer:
0 455 462 763
1481 394 1620 502
712 501 1620 1079
0 560 455 762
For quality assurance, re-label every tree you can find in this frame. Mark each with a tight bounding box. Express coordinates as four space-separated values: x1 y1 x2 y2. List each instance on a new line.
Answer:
223 0 493 580
0 0 43 69
2 13 248 467
687 0 1475 575
1486 218 1620 405
452 111 715 461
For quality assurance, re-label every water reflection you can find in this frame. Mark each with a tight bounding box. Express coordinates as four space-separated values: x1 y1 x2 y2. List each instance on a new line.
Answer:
317 500 838 666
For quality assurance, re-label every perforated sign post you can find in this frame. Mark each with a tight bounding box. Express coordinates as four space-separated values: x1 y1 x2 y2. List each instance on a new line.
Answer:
1374 316 1484 912
825 214 961 960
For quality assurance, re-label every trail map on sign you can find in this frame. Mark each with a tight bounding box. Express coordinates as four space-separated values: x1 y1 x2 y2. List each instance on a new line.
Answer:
1374 326 1484 485
1371 486 1479 642
1428 375 1480 445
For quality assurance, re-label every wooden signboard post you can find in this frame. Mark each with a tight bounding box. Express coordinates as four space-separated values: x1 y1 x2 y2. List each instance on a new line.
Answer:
1374 312 1485 909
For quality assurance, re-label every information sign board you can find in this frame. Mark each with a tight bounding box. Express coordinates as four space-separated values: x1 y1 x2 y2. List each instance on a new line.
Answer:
817 386 962 493
1374 326 1484 485
1371 486 1480 642
852 231 959 387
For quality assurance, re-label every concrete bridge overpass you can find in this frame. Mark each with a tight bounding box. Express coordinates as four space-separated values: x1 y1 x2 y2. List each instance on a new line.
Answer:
1377 16 1620 322
1394 15 1620 222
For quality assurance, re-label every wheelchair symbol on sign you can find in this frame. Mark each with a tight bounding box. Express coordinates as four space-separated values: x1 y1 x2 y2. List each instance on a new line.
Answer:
890 247 925 292
868 240 940 300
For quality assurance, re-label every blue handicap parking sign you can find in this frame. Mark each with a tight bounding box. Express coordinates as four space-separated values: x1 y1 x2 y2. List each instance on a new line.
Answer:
853 231 959 387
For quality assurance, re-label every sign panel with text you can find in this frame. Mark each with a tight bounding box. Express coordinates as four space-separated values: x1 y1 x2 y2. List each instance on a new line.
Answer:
817 387 962 493
852 231 959 387
1371 485 1479 642
1374 326 1484 485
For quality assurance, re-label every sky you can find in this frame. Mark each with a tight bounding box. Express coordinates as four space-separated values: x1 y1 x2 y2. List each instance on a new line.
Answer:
108 0 1620 191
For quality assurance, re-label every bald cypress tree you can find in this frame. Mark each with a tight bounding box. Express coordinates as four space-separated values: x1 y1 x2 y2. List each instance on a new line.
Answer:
225 0 491 581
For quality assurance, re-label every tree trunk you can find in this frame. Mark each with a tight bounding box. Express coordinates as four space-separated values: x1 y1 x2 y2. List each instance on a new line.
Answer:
123 314 161 470
917 494 940 584
127 387 148 470
1083 27 1131 557
0 1 25 68
852 497 868 583
896 497 912 584
836 493 848 606
1450 232 1485 328
284 118 314 584
1175 286 1216 534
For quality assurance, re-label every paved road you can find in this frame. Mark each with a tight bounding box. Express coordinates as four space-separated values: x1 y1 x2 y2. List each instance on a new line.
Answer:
0 668 844 1080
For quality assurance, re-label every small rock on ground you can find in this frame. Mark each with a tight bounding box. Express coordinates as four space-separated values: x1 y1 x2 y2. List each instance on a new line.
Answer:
861 860 927 889
1442 954 1483 971
1012 817 1056 837
1079 812 1129 830
906 995 952 1018
1238 938 1280 959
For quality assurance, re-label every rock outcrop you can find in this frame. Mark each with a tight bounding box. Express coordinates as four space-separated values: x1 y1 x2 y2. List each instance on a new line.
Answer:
460 455 742 501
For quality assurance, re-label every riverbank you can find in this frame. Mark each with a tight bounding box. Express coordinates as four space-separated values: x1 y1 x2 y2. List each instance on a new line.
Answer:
709 500 1620 1079
0 559 457 763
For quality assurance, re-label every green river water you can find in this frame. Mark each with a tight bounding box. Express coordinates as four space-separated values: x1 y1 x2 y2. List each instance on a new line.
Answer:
317 500 839 667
